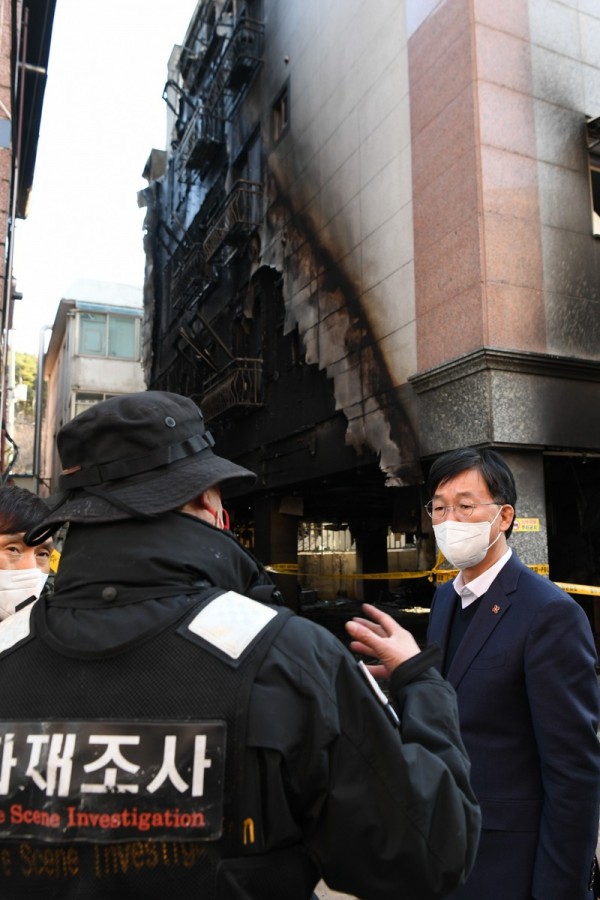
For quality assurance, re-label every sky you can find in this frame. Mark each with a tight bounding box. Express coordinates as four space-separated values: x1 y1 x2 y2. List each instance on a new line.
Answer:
11 0 198 355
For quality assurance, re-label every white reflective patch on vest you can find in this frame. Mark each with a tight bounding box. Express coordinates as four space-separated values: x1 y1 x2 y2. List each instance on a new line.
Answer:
0 604 33 654
188 591 277 659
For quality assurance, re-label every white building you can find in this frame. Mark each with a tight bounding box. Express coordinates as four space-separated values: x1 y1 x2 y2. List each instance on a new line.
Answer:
40 279 146 494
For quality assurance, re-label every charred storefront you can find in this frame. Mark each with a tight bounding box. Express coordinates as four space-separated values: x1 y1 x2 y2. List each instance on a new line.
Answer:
139 0 600 628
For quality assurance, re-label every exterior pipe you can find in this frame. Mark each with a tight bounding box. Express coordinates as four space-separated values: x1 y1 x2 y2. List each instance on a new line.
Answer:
32 325 52 494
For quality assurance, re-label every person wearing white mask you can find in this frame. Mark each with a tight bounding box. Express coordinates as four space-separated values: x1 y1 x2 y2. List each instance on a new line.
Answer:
0 484 53 620
424 448 599 900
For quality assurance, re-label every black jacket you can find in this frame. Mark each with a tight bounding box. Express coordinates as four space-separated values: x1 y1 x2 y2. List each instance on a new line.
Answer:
0 513 480 899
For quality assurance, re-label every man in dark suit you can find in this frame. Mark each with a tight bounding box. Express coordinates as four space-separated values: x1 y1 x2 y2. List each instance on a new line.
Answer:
424 447 600 899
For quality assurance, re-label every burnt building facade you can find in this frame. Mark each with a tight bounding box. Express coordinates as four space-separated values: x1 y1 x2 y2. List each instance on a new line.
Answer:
140 0 600 610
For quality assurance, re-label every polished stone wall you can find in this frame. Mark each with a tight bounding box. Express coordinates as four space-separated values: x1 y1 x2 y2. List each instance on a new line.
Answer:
407 0 600 461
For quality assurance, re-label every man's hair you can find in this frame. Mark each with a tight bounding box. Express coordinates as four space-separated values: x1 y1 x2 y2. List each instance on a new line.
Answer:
0 486 49 535
427 448 517 538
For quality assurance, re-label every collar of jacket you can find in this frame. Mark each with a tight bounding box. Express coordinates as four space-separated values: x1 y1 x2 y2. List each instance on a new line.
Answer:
49 511 266 609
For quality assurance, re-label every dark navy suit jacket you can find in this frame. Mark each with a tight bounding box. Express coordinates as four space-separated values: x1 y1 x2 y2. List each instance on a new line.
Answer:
427 551 600 900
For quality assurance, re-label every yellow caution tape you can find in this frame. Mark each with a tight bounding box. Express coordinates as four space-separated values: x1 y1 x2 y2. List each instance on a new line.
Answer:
265 564 297 574
43 551 600 598
266 564 434 580
555 582 600 597
266 561 600 596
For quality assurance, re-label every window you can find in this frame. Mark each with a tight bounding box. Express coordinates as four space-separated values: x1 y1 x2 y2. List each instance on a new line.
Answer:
586 116 600 238
590 165 600 238
272 85 289 143
78 312 140 359
79 313 106 355
109 315 137 358
73 392 119 418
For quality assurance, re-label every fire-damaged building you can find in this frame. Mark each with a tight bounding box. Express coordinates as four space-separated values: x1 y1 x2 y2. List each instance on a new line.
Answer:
139 0 600 621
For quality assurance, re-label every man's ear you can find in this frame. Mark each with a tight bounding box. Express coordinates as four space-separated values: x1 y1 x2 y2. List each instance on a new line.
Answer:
180 490 217 520
499 504 515 533
197 490 215 509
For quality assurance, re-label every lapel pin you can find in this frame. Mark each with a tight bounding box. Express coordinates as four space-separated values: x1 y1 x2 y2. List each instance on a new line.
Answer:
492 604 501 614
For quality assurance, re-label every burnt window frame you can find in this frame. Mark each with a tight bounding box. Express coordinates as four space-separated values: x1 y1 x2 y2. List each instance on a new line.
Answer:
586 116 600 238
272 82 290 145
590 163 600 239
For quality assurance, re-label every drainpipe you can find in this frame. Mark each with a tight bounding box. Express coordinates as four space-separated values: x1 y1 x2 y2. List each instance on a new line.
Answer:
32 325 52 494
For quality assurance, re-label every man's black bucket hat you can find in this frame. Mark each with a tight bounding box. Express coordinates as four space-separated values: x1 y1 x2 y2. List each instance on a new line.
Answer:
26 391 256 544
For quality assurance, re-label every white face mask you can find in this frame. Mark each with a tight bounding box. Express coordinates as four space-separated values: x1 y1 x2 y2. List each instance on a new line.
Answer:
433 507 503 570
0 568 48 621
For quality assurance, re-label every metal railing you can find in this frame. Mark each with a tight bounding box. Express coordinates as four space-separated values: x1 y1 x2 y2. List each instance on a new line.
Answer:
201 17 264 119
223 17 264 89
177 105 224 173
203 180 262 261
201 357 263 421
179 1 230 86
169 235 219 310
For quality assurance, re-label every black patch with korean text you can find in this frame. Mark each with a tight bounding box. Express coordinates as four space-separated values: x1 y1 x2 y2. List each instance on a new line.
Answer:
0 721 226 844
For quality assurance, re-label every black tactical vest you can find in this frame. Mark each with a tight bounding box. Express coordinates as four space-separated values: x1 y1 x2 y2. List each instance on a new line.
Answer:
0 591 318 899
